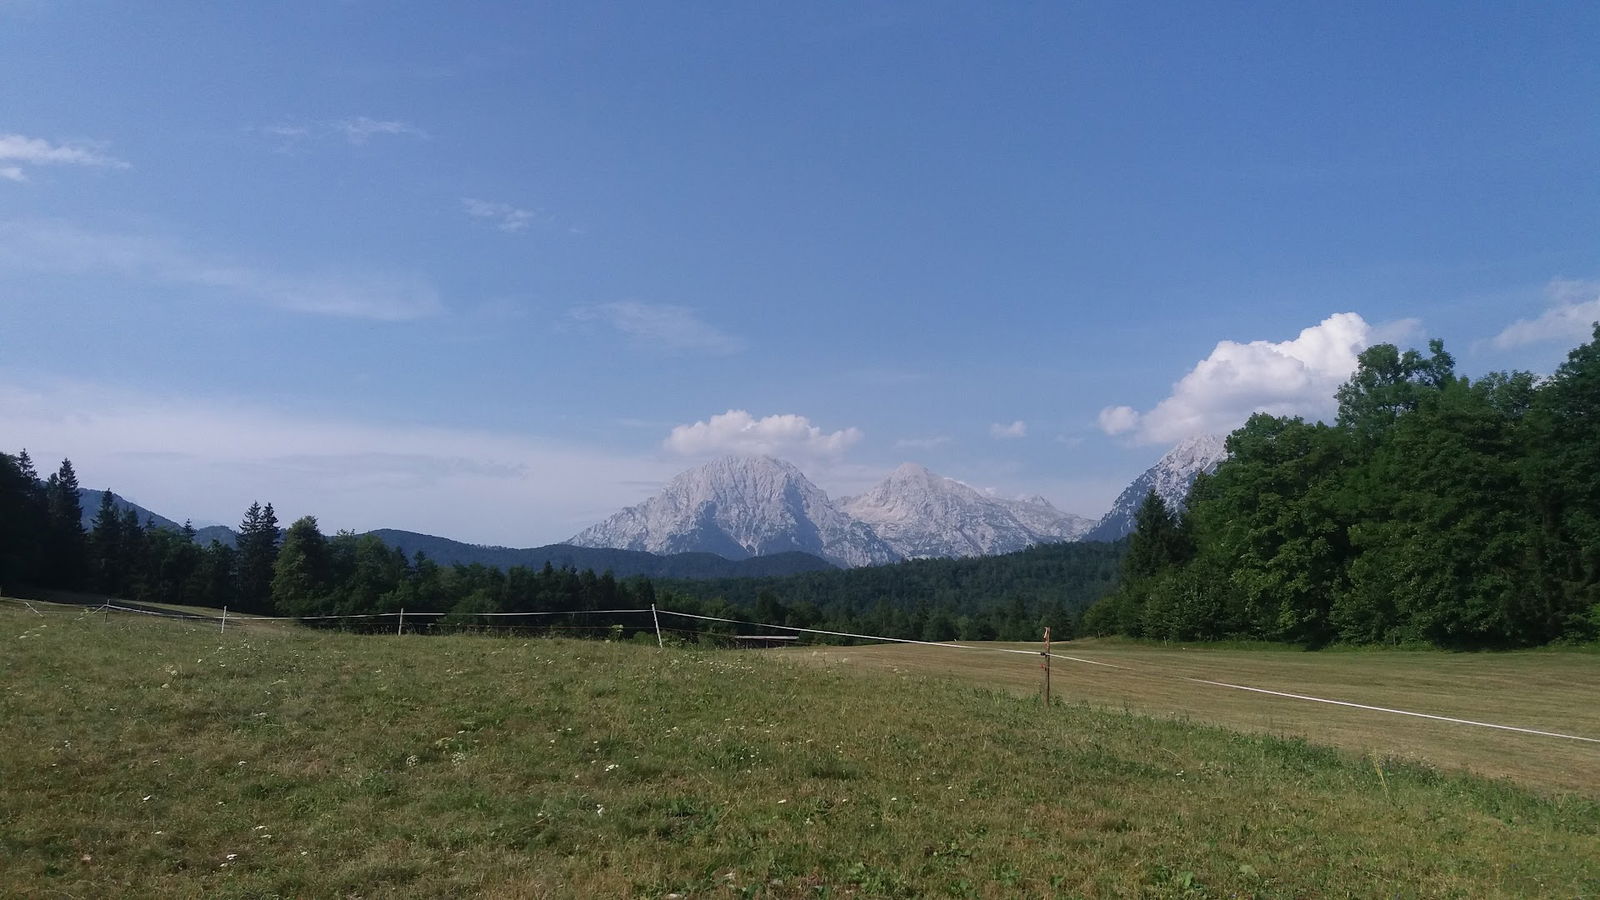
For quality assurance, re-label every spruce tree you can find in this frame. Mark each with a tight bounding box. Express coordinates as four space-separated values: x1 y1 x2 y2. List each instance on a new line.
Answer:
0 451 46 589
234 502 281 613
42 459 87 589
88 489 123 593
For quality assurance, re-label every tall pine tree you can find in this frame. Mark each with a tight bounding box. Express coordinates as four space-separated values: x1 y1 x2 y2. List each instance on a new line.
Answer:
88 489 124 594
42 459 87 589
236 501 281 613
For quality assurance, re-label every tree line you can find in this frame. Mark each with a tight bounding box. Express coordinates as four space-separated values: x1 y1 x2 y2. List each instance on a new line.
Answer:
1084 325 1600 648
0 461 1118 643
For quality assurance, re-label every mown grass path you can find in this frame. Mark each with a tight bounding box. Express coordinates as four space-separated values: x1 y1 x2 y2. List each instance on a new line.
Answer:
2 602 1597 897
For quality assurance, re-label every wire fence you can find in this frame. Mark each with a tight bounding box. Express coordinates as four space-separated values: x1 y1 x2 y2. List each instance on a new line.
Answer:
5 595 1598 746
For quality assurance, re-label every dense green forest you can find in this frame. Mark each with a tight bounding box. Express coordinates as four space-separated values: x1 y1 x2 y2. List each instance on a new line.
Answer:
0 457 1119 642
659 541 1124 641
1085 325 1600 649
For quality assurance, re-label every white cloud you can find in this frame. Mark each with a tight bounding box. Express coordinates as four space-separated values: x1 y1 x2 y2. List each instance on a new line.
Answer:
0 375 680 546
254 118 427 151
1489 279 1600 350
989 420 1027 439
0 219 443 321
0 133 128 181
1096 406 1139 436
894 435 951 450
462 198 537 233
333 117 428 144
664 410 862 460
1104 312 1385 444
570 301 744 355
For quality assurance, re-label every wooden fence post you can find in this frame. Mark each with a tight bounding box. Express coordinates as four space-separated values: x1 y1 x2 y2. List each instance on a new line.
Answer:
221 606 227 635
1042 626 1051 706
651 603 664 649
397 608 405 637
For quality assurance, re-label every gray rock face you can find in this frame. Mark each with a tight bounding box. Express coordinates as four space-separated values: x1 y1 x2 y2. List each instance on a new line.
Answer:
842 463 1089 558
1082 434 1228 542
567 455 900 568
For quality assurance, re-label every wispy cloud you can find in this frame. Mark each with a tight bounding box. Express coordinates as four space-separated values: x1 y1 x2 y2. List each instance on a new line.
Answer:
0 219 444 321
569 301 744 355
1100 312 1400 445
253 117 428 151
989 420 1028 439
334 117 428 144
1489 279 1600 350
664 410 862 460
462 197 538 233
894 435 951 450
0 133 128 182
0 375 681 546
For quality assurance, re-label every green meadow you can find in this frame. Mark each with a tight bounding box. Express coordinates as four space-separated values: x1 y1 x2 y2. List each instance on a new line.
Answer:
2 600 1597 898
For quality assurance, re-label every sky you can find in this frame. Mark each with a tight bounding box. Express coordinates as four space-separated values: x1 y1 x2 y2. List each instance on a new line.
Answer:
3 1 1598 546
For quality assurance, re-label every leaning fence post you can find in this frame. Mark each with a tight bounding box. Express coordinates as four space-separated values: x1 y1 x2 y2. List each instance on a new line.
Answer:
651 603 664 649
1042 626 1051 706
221 606 227 635
397 608 405 637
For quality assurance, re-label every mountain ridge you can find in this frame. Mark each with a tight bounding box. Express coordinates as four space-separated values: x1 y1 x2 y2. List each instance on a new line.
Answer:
1081 434 1229 542
569 455 900 567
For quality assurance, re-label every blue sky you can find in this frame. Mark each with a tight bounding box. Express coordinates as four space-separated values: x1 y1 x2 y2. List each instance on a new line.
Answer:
3 1 1597 545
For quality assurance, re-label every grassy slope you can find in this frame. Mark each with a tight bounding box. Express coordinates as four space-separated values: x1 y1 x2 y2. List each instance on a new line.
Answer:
1 602 1596 898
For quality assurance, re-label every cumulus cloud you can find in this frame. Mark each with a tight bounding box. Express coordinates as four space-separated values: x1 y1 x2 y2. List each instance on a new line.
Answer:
1489 279 1600 350
0 219 443 321
462 198 537 233
0 376 681 546
570 301 744 355
1096 406 1139 436
1103 312 1386 444
664 410 862 460
989 420 1027 439
0 133 128 181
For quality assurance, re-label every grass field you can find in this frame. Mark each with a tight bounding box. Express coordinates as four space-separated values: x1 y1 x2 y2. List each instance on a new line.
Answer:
2 599 1598 898
796 638 1600 796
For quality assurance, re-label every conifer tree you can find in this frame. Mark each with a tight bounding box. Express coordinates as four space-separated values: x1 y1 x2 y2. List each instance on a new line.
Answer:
88 489 123 593
42 459 87 588
0 451 46 588
236 501 281 613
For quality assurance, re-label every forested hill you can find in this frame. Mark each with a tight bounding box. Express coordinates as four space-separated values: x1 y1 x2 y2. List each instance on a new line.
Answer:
1086 327 1600 649
189 525 837 579
363 530 836 579
658 539 1126 641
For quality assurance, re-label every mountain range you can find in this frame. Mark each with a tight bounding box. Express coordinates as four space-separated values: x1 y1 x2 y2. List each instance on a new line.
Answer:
76 436 1226 574
569 446 1213 568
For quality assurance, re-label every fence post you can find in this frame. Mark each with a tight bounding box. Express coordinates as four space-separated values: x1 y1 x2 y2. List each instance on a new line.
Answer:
398 608 405 637
1042 626 1051 706
651 603 664 649
221 606 227 635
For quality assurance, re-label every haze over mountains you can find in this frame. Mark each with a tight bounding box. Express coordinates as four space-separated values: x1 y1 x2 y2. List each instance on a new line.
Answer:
79 437 1223 574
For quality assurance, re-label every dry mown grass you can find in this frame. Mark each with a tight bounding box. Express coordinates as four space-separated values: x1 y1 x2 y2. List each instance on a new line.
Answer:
2 599 1597 898
796 638 1600 795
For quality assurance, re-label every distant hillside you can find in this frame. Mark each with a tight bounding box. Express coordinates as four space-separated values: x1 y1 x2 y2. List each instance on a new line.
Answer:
660 538 1127 626
177 524 834 578
76 490 182 533
366 529 836 578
